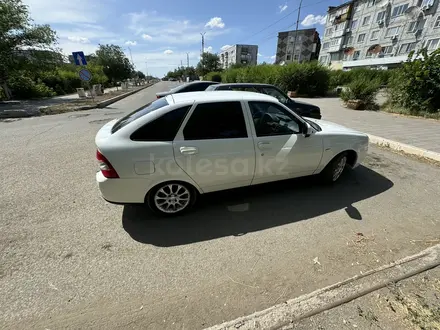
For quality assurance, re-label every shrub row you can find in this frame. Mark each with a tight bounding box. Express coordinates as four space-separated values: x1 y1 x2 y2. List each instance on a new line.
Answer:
208 61 331 97
387 48 440 114
4 63 109 100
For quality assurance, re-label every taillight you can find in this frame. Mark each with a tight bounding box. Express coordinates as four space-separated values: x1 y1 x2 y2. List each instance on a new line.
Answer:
156 95 161 99
96 150 119 178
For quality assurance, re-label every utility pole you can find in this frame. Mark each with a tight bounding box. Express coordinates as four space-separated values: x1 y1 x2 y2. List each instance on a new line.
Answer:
200 32 206 56
186 52 190 67
293 0 303 63
181 60 183 67
145 60 148 81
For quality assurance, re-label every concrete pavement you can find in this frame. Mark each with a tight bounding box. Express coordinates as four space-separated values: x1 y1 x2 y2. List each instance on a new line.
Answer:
296 97 440 154
1 81 440 330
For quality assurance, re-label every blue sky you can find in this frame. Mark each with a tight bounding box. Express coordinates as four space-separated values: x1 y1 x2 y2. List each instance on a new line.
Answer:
23 0 334 77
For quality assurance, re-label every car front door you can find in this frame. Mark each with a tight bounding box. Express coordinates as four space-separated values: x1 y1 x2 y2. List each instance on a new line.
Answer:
245 101 323 185
173 101 256 193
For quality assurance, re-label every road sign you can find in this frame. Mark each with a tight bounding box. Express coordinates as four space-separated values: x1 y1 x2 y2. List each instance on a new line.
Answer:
72 51 87 66
79 69 92 82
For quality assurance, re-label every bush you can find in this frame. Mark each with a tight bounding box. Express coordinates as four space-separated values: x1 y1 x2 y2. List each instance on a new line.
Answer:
210 61 331 97
205 71 222 82
329 68 391 90
388 48 440 114
8 72 56 99
340 75 381 105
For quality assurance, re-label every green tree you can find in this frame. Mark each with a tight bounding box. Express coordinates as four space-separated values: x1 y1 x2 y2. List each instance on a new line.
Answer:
135 71 146 79
196 52 222 77
0 0 58 99
95 44 134 85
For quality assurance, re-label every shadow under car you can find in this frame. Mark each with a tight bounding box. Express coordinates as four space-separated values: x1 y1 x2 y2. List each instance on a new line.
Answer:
122 166 393 247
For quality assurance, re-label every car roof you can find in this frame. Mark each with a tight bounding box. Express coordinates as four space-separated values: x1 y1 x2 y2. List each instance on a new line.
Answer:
214 83 274 87
186 80 219 84
167 91 278 104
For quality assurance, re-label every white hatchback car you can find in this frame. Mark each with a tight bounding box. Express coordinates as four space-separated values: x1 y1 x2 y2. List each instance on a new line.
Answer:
96 91 368 216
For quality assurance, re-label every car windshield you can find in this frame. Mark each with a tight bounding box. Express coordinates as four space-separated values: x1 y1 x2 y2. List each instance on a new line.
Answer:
261 87 289 104
111 97 169 133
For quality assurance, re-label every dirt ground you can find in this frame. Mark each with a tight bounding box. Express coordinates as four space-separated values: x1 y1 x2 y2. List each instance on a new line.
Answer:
290 266 440 330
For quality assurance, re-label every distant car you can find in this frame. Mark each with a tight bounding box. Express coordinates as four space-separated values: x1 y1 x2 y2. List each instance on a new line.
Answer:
156 81 219 99
95 91 368 216
205 83 321 119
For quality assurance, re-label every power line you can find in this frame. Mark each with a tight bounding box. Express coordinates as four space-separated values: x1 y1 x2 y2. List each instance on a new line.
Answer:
240 0 331 44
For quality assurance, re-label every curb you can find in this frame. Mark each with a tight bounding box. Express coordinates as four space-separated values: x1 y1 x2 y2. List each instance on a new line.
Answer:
96 83 154 108
367 134 440 163
205 244 440 330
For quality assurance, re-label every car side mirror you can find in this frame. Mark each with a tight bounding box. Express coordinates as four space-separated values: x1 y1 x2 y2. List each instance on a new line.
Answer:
303 122 314 137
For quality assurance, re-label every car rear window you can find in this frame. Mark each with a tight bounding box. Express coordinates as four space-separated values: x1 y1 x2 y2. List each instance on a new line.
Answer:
111 97 169 134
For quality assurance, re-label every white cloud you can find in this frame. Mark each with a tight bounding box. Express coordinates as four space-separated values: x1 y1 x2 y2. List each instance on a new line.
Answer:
220 45 232 51
164 49 173 55
270 55 276 59
142 34 153 40
301 14 327 27
258 53 262 57
67 36 90 44
125 40 137 46
127 11 230 45
279 4 288 13
205 17 225 29
204 46 213 53
22 0 105 24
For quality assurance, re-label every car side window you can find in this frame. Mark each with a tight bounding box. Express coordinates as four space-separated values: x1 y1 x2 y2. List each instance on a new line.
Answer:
130 106 191 141
260 87 289 104
248 101 302 137
183 101 248 140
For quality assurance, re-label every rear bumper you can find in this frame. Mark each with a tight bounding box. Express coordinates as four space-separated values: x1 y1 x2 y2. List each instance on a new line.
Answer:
96 171 149 204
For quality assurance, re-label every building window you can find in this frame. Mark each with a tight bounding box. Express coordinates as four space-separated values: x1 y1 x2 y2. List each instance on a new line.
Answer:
294 54 299 61
363 16 371 26
343 52 349 60
330 53 341 61
325 28 333 37
408 19 425 32
323 42 330 49
425 38 440 51
366 50 372 58
391 3 409 18
351 20 358 29
371 30 380 40
330 39 339 46
377 11 386 22
367 0 377 7
357 34 366 43
353 51 360 60
379 46 394 57
434 16 440 28
347 36 354 44
399 42 417 54
385 26 400 37
421 0 434 6
286 54 291 60
319 55 328 64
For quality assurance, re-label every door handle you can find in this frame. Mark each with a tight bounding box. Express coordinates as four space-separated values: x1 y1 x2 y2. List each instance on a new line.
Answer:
180 146 198 155
257 142 272 150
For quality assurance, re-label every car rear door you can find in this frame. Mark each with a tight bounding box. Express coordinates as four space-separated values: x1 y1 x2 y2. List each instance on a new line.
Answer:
172 101 256 193
244 100 323 185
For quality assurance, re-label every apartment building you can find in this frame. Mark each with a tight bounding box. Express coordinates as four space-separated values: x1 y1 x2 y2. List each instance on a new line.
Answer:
275 28 321 64
319 0 440 70
219 44 258 69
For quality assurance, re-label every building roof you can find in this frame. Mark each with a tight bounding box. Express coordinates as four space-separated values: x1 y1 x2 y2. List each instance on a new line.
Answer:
327 0 353 13
278 28 316 35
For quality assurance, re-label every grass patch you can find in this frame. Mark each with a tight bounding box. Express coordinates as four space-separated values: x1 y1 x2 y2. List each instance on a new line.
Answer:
381 102 440 120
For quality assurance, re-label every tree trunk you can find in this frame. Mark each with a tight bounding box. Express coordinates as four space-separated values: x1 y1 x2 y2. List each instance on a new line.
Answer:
1 82 12 100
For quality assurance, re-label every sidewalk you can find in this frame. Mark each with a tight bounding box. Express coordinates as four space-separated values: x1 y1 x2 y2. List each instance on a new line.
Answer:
296 97 440 154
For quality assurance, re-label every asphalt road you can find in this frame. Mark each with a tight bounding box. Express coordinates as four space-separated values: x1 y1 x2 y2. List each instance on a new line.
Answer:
1 81 440 330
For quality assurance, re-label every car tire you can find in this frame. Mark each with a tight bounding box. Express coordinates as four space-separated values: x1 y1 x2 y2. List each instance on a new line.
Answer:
320 152 348 184
146 181 197 217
